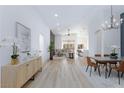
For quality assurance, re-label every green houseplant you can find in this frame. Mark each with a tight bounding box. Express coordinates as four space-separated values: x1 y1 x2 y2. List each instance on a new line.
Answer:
48 41 54 60
11 42 19 65
110 47 118 59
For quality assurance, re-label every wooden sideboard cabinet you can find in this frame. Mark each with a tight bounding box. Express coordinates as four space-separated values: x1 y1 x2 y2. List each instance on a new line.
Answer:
1 56 42 88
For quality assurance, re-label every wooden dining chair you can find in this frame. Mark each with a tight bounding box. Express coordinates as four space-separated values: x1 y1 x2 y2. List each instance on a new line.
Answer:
86 57 101 77
94 54 108 77
94 54 117 78
95 54 101 57
95 54 110 57
108 61 124 84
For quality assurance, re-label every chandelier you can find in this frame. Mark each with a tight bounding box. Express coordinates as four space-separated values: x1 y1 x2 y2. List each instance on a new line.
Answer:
67 28 71 36
101 5 123 31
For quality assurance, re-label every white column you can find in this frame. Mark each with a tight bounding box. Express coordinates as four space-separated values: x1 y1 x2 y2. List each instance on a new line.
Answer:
101 30 104 57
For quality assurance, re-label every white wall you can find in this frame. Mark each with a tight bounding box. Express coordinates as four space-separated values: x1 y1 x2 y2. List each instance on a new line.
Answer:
55 35 62 49
88 26 98 56
95 29 120 55
95 31 102 54
0 6 50 67
104 29 120 54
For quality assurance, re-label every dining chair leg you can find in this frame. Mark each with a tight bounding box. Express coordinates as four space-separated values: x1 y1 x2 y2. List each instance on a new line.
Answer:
118 71 120 85
86 65 89 72
103 64 105 68
108 68 112 77
121 72 124 78
109 63 111 69
98 65 101 76
90 67 92 77
94 63 98 72
105 64 108 79
94 67 97 72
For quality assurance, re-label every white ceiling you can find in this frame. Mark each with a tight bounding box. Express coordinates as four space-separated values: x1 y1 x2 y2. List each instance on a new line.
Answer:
33 5 124 35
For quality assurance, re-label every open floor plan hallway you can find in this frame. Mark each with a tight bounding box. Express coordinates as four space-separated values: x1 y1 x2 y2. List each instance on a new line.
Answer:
23 57 93 88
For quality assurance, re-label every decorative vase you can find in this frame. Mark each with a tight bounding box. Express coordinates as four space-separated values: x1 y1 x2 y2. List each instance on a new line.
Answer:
110 53 118 59
11 58 19 65
110 55 118 59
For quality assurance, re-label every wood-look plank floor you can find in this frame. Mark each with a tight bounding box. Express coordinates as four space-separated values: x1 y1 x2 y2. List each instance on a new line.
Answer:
23 57 94 88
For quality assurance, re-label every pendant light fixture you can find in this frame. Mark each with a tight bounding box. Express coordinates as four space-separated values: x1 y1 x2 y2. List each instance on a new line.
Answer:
67 28 71 36
101 5 120 31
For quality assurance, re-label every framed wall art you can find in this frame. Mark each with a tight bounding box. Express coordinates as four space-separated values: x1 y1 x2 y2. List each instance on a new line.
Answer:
16 22 31 52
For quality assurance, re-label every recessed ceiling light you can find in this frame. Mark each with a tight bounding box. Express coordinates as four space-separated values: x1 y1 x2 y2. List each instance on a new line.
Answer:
54 13 58 17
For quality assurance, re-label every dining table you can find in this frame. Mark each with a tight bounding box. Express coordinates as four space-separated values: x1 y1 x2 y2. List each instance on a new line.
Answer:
91 56 123 78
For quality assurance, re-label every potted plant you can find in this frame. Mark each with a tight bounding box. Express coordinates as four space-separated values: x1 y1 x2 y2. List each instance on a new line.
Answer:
11 42 19 65
48 41 54 60
110 46 118 59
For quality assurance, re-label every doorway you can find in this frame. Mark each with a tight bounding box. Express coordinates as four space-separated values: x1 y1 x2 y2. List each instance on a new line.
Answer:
39 34 44 62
